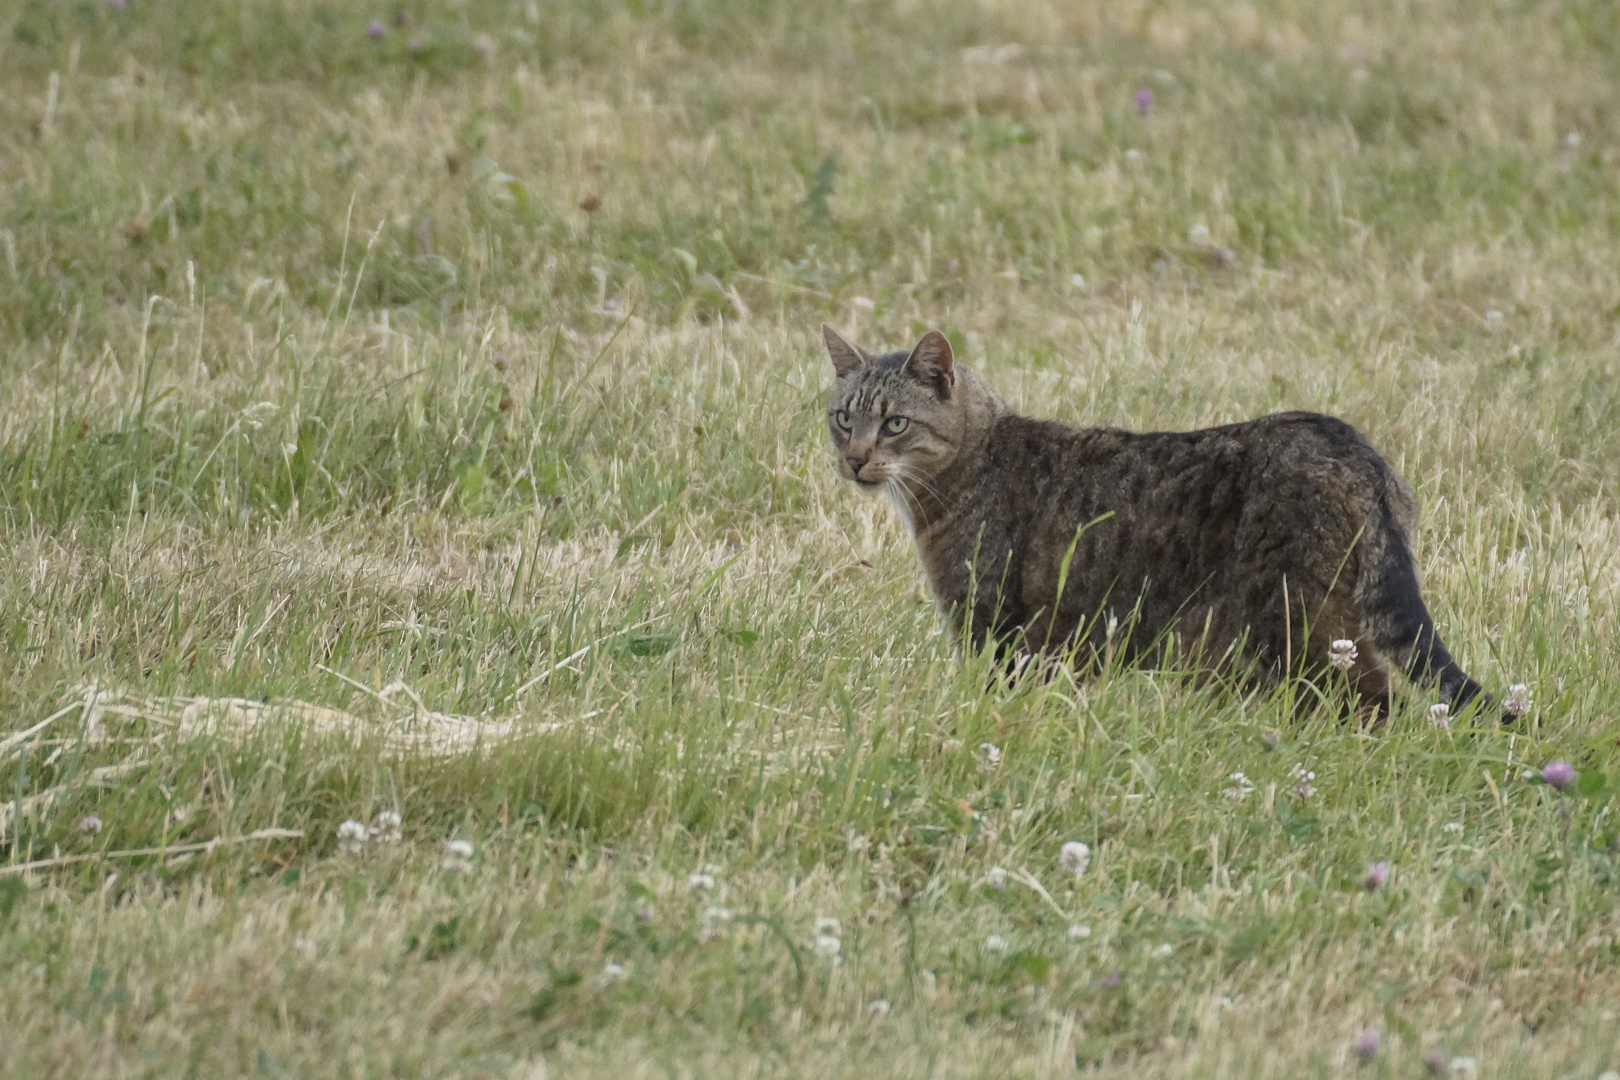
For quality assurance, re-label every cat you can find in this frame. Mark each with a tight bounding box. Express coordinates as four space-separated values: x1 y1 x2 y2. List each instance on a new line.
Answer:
821 324 1495 721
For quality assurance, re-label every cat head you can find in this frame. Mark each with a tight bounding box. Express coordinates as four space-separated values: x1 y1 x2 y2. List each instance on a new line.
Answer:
822 325 964 491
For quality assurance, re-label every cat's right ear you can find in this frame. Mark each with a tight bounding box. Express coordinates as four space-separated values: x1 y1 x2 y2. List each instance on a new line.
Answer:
822 324 867 378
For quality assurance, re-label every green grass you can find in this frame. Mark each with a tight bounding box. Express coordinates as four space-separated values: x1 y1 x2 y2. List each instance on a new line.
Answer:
4 1 1620 1076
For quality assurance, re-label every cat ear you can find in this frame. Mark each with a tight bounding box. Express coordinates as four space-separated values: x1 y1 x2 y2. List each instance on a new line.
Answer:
902 330 955 396
822 324 868 378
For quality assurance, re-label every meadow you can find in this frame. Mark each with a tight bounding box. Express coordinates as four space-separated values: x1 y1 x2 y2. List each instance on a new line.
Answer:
3 0 1620 1075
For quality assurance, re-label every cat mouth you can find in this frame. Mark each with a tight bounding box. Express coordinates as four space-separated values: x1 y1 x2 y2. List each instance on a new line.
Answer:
852 477 882 490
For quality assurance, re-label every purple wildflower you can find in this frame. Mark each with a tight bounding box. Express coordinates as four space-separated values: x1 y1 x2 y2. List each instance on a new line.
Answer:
1542 760 1576 791
367 21 387 40
107 0 128 9
1363 861 1390 891
1135 88 1154 116
1353 1028 1381 1061
1098 970 1121 989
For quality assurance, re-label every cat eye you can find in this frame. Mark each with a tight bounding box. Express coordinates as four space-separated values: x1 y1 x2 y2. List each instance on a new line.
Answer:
882 416 910 436
833 409 852 430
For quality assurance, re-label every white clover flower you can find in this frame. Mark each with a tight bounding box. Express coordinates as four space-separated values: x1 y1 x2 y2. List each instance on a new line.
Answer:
1449 1057 1477 1075
985 866 1008 890
1443 821 1464 834
1224 771 1255 801
336 819 367 855
1429 702 1451 729
1070 273 1087 291
370 810 403 843
167 803 192 828
1329 638 1358 670
1150 942 1174 959
1503 683 1532 716
1189 224 1211 245
698 905 733 941
1059 840 1091 877
847 832 870 852
292 935 317 958
1564 131 1582 148
442 837 474 873
984 934 1010 953
977 742 1002 775
1125 149 1143 161
78 814 104 835
1067 923 1092 940
1290 763 1316 798
813 933 842 958
1484 309 1503 325
814 916 842 937
867 998 891 1015
687 872 716 891
601 960 627 983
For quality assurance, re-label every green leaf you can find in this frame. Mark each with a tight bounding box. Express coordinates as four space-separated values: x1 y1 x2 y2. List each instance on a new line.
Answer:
620 632 678 657
1226 918 1275 960
1578 770 1608 799
1009 950 1053 982
0 877 24 925
721 627 760 645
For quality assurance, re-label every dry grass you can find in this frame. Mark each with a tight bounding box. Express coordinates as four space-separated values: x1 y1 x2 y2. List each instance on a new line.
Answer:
4 1 1620 1076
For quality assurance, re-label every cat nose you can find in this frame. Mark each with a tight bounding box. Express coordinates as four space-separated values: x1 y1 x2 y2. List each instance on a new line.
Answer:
845 452 870 476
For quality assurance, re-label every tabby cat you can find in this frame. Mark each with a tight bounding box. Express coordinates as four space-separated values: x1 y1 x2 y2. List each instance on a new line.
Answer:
822 324 1494 720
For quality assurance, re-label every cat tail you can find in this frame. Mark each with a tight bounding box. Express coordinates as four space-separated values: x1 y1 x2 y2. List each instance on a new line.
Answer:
1355 478 1496 719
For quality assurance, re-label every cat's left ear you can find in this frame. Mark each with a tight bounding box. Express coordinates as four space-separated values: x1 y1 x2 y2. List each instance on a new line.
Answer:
903 330 955 397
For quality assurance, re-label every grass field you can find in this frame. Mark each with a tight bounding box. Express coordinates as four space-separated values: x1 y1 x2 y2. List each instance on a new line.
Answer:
4 0 1620 1076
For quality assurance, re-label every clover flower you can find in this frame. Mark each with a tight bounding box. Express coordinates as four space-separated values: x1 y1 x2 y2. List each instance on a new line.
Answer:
1150 942 1173 959
1135 88 1154 115
442 837 474 873
1503 683 1532 717
369 810 402 844
601 960 627 983
985 866 1008 890
1224 771 1255 801
687 871 716 891
1429 702 1451 729
1542 760 1576 791
1068 923 1092 940
79 814 103 835
1363 861 1390 891
1442 821 1464 834
867 998 891 1015
1354 1028 1381 1061
336 819 367 855
698 905 733 941
814 916 842 937
1189 224 1211 246
984 934 1010 953
1290 763 1316 798
977 742 1002 774
367 21 387 39
813 933 842 958
1059 840 1090 877
1329 638 1358 670
1448 1057 1477 1075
